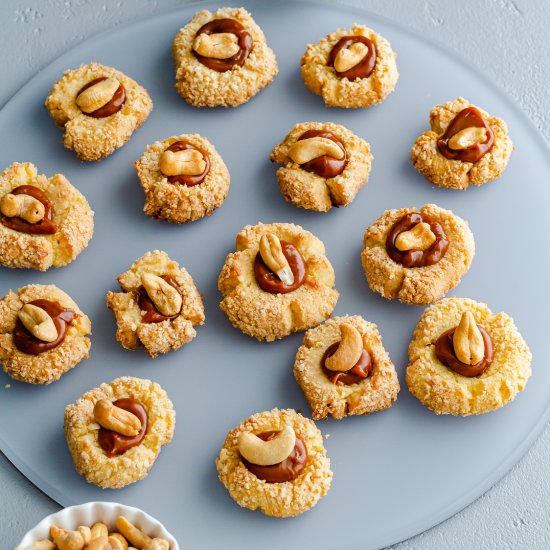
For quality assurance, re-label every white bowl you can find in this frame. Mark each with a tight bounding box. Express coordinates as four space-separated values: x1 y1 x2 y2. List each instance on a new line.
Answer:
16 501 179 550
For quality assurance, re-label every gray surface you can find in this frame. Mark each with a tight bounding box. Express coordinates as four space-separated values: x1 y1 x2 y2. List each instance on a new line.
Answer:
1 1 550 549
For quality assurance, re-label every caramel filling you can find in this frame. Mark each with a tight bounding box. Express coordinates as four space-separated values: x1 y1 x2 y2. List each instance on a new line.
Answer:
13 300 76 355
328 35 377 80
322 342 372 385
76 77 126 118
136 275 182 323
1 185 56 235
241 431 308 483
435 325 494 377
193 19 253 72
254 241 306 294
386 212 449 268
163 141 210 186
296 129 347 178
98 398 148 456
437 107 494 163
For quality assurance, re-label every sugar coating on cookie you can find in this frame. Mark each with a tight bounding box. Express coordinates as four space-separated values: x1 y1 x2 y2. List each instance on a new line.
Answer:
0 284 91 384
294 315 399 420
135 134 230 223
64 376 175 488
406 297 531 416
301 24 398 108
361 203 475 305
216 408 332 517
45 62 152 161
172 7 278 108
218 222 339 341
106 250 205 358
270 122 373 212
0 163 94 271
410 97 513 189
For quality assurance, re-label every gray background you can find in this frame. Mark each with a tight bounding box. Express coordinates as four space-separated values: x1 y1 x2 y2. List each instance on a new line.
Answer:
1 0 549 549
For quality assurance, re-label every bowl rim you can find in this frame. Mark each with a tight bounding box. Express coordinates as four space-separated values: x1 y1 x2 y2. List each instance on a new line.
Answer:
16 501 179 550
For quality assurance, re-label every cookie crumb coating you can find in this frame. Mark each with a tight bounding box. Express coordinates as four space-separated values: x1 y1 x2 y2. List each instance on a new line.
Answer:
216 408 332 517
301 24 398 108
361 204 475 305
135 134 230 223
64 376 175 488
45 62 152 161
218 222 339 341
0 284 91 384
410 97 513 189
270 122 373 212
295 315 399 420
0 162 94 271
173 7 278 108
106 250 205 358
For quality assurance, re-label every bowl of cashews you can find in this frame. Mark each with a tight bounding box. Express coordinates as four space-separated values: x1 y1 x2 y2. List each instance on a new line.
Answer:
16 502 179 550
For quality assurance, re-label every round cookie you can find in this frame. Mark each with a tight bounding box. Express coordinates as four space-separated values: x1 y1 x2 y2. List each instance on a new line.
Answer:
410 97 513 189
301 24 398 108
134 134 230 223
0 162 94 271
45 62 153 161
406 297 532 416
361 203 475 305
0 284 91 384
106 250 205 358
294 315 399 420
218 222 339 341
64 376 175 488
216 408 332 517
270 122 373 212
172 7 278 108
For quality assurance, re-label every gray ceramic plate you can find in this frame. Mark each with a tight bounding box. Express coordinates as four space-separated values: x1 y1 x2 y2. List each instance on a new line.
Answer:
1 1 549 549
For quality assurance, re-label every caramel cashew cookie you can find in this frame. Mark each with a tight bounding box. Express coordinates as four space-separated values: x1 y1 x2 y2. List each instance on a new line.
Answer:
270 122 373 212
361 203 475 305
172 7 278 107
45 62 152 161
406 297 532 415
0 284 91 384
216 408 332 517
106 250 204 358
218 222 339 341
134 134 230 223
294 315 399 420
64 376 175 488
301 24 398 108
0 162 94 270
410 97 513 189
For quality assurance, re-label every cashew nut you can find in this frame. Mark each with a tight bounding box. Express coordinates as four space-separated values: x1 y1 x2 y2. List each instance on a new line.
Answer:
18 304 58 343
453 311 484 365
76 77 120 113
238 425 296 466
193 32 240 59
159 149 206 177
93 399 142 436
143 540 170 550
90 523 108 539
448 126 488 150
77 526 91 546
86 537 108 550
333 41 369 72
259 233 294 285
288 137 344 165
108 534 129 550
324 323 363 372
49 527 84 550
395 222 436 252
115 517 151 550
0 192 45 223
28 540 56 550
141 273 183 317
